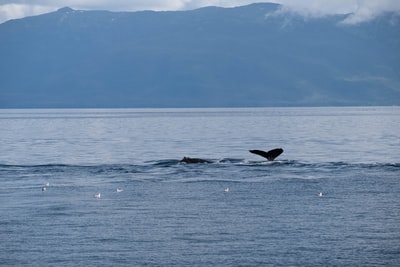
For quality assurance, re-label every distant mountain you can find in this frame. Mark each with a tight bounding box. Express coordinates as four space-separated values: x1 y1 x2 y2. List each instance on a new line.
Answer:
0 3 399 108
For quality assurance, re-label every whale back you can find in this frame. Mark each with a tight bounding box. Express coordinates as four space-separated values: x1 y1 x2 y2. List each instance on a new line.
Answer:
181 157 212 164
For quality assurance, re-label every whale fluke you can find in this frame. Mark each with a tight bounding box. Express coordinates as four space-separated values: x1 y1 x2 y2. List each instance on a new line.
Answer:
249 148 283 161
180 157 212 164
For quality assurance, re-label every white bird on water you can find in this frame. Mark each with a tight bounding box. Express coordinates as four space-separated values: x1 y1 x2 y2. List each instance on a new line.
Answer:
94 193 101 199
224 187 230 193
318 192 323 197
41 182 49 191
116 188 123 193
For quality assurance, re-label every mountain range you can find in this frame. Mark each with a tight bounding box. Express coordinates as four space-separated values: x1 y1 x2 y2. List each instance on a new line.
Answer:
0 3 399 108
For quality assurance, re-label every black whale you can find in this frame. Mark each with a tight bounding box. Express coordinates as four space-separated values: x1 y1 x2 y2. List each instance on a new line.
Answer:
249 148 283 161
180 157 212 164
180 148 283 164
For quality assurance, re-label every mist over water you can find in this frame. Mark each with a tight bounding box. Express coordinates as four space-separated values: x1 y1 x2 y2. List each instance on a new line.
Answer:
1 107 399 266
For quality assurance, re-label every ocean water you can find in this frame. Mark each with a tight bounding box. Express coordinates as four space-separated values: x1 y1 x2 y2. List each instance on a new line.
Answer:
0 107 399 266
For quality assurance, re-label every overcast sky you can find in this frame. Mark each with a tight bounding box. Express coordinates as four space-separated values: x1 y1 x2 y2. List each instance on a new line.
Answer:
1 0 400 24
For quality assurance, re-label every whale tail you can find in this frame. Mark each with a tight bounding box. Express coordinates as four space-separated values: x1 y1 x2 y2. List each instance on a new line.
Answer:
249 148 283 161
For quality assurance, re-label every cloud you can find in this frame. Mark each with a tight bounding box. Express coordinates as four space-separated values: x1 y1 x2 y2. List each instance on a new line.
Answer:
1 0 400 24
274 0 356 18
0 3 53 23
341 0 400 24
0 0 198 22
277 0 400 24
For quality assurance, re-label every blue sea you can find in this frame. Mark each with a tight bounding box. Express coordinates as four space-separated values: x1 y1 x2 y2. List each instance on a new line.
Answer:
0 107 399 266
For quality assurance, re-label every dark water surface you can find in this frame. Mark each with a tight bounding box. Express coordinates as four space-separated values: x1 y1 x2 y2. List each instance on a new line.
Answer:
1 107 399 266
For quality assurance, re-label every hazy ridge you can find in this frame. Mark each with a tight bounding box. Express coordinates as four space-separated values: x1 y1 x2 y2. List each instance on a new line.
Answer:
1 3 399 108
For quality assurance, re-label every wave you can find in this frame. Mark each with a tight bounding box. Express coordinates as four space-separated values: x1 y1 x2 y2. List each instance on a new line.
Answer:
1 160 398 186
1 160 399 171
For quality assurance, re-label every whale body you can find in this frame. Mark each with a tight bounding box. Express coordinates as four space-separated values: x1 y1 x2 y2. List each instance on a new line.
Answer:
180 148 283 164
180 157 212 164
249 148 283 161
